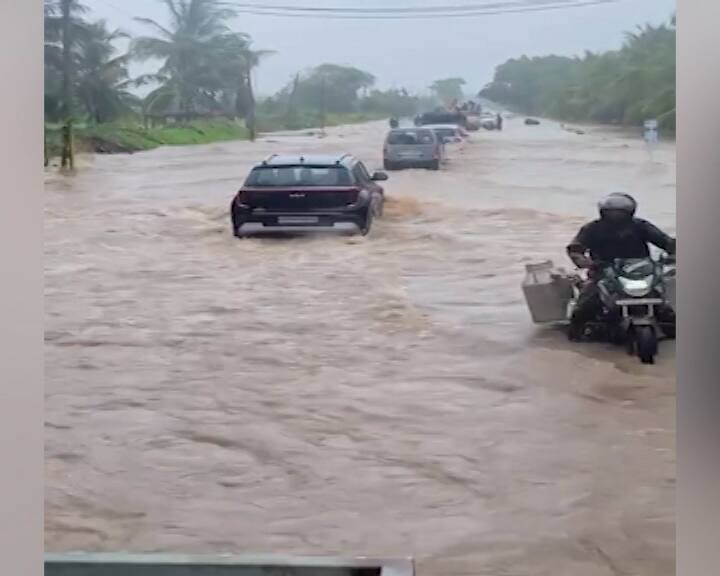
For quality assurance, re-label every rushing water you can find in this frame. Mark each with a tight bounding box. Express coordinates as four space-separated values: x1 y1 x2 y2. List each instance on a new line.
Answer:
45 118 675 576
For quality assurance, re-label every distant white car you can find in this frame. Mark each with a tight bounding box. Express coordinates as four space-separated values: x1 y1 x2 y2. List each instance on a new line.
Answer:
480 112 498 130
465 114 482 131
424 124 468 156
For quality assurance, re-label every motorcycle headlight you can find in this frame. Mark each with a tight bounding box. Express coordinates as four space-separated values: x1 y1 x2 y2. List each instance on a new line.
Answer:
619 276 653 297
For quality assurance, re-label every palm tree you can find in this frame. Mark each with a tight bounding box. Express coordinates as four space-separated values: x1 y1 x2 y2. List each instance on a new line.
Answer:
613 23 675 125
131 0 237 120
44 0 91 115
75 21 138 124
45 0 92 167
213 32 274 137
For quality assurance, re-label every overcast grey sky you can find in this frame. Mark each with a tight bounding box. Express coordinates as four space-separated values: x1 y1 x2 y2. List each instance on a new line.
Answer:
85 0 676 96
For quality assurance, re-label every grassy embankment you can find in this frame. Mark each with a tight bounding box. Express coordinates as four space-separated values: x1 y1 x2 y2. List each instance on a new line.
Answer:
45 119 250 159
45 111 386 160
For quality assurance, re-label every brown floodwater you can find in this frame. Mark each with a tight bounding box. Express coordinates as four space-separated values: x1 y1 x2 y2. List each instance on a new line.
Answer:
45 118 676 576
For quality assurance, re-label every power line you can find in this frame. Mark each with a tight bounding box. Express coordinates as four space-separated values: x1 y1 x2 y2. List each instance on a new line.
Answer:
90 0 146 27
217 0 616 19
218 0 616 19
91 0 616 22
217 0 600 14
91 0 136 18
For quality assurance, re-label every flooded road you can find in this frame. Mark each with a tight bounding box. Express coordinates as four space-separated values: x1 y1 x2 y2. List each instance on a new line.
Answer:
45 118 676 576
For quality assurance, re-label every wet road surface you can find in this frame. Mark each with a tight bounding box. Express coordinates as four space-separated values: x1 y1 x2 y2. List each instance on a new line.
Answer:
45 118 675 575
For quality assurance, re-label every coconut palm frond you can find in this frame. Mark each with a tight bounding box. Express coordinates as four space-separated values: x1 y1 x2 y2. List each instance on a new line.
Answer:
133 17 175 40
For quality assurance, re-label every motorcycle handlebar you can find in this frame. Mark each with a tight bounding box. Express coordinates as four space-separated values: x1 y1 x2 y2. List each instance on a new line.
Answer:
659 253 676 265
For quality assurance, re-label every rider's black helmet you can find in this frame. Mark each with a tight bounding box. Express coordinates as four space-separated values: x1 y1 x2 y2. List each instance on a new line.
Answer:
598 193 637 223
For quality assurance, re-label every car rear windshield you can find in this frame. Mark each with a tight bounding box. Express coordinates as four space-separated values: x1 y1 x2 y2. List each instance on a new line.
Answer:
422 113 463 124
432 128 457 138
386 130 436 146
245 165 353 187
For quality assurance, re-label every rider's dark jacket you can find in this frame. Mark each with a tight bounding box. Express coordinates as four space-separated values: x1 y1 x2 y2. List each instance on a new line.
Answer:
567 217 676 265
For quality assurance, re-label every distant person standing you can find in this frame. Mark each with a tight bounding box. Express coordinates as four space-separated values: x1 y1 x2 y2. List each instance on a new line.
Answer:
496 112 503 131
643 119 659 144
643 119 659 161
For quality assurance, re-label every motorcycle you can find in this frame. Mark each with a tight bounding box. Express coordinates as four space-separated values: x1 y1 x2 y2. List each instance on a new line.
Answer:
567 254 676 364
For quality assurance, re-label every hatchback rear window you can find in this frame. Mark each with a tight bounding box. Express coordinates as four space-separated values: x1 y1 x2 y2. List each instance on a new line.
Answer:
432 128 457 138
421 113 464 124
245 166 353 187
386 130 436 146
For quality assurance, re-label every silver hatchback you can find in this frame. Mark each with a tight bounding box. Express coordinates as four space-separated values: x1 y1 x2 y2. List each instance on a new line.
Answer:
383 128 444 171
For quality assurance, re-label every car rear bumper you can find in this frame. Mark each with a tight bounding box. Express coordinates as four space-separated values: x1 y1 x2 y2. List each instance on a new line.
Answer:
239 222 361 235
384 157 437 167
232 205 368 233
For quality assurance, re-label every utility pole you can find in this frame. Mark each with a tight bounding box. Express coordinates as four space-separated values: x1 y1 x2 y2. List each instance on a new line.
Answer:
319 74 327 137
60 0 74 170
246 69 257 142
285 73 300 129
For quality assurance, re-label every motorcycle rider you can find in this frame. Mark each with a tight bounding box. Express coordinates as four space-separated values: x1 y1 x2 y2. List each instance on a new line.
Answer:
566 193 676 340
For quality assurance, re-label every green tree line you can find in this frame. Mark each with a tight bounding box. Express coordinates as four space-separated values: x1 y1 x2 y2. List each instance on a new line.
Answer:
258 65 419 130
45 0 270 132
480 16 676 132
44 0 422 164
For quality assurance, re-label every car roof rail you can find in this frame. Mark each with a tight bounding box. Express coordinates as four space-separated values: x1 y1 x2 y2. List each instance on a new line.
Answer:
336 153 352 165
261 154 278 166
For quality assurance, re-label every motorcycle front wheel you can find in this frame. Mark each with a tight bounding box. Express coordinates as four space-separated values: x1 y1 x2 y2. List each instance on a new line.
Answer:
636 326 658 365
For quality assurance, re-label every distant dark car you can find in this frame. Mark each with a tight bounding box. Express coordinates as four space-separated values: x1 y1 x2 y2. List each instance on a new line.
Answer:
231 154 388 237
415 111 468 129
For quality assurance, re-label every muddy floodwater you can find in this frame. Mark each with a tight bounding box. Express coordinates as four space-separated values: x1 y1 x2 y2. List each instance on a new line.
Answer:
45 118 676 576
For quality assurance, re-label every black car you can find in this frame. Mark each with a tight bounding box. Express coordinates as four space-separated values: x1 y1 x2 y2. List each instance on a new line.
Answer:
415 111 468 129
231 154 388 237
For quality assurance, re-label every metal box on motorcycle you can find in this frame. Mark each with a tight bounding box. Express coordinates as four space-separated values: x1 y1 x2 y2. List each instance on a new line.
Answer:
664 274 676 310
522 260 574 324
44 554 416 576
